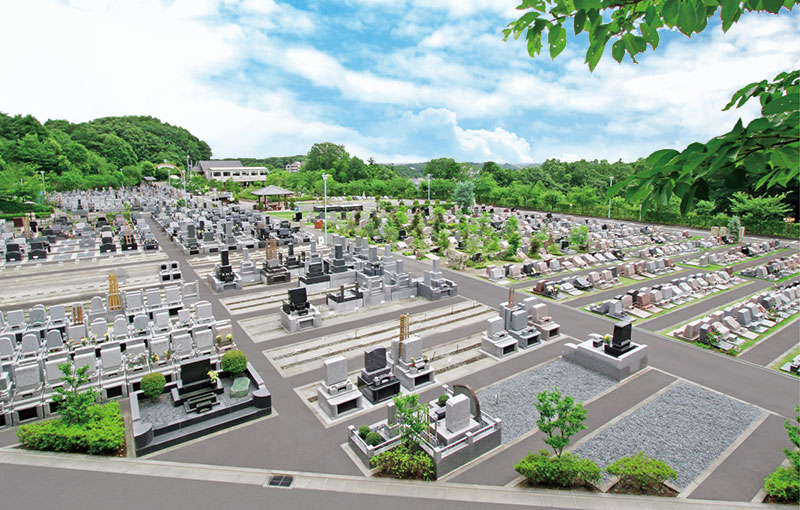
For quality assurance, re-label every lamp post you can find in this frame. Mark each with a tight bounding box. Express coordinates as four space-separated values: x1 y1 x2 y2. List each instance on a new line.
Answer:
608 176 613 219
427 173 431 202
322 173 329 245
39 171 45 204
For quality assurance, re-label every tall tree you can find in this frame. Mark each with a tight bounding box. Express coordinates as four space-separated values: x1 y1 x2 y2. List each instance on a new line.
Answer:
305 142 349 172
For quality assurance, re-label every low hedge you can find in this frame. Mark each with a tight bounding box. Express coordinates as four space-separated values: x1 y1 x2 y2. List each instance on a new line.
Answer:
515 450 601 488
17 402 125 455
370 444 435 480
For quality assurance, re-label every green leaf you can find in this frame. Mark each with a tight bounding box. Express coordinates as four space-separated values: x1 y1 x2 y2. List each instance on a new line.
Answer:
746 117 771 133
680 183 698 216
646 148 679 168
763 0 783 12
743 151 766 173
612 40 625 62
662 0 680 26
516 11 540 29
677 0 698 35
721 0 740 31
549 25 567 58
585 37 607 71
574 9 587 34
763 94 799 115
695 178 709 200
640 22 660 48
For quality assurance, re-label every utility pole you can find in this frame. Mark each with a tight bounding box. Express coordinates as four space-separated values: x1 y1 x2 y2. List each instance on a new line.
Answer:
608 176 613 219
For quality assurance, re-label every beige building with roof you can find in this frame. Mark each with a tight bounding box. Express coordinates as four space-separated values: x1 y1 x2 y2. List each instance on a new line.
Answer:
194 160 268 184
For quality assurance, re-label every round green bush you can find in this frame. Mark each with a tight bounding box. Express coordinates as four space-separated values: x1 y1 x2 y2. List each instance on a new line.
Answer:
438 394 449 406
358 425 371 439
221 350 248 375
514 450 601 488
605 452 677 492
365 431 383 447
765 466 800 502
140 373 166 400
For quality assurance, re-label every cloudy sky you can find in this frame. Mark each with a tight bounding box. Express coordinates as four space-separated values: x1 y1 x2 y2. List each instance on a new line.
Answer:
1 0 798 164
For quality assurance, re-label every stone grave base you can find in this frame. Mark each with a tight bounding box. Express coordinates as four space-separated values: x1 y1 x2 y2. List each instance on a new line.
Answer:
562 339 648 381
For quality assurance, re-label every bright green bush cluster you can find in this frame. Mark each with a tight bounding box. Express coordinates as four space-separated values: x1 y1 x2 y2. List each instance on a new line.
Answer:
365 431 383 447
514 450 601 488
370 444 435 480
765 407 800 502
764 467 799 502
140 372 166 400
358 425 371 439
605 452 677 491
17 402 125 455
221 350 248 375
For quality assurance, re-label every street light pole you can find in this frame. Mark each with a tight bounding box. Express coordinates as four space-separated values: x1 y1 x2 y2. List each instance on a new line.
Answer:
40 171 45 204
322 174 329 245
427 173 431 202
608 176 613 219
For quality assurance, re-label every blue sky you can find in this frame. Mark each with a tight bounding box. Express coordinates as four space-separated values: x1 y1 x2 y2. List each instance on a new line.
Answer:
0 0 798 164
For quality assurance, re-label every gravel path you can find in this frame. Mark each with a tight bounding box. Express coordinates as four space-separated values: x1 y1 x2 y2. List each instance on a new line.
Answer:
572 381 764 488
476 358 616 444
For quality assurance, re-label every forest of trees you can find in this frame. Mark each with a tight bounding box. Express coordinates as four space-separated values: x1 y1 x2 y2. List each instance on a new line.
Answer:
0 113 796 237
0 112 211 212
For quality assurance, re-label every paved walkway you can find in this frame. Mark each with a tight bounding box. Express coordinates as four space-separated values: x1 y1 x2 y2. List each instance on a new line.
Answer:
0 449 786 510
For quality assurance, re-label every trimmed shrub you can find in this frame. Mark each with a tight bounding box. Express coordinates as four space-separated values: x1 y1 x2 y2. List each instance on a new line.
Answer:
221 350 248 375
358 425 371 439
605 452 677 492
17 402 125 455
365 431 383 447
438 394 449 406
140 372 166 400
515 450 601 488
370 444 435 480
764 466 800 502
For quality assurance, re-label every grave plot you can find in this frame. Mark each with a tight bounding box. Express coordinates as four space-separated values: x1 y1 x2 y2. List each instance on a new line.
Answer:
584 270 751 324
679 243 788 271
476 358 617 444
222 286 330 316
240 295 442 344
772 344 800 376
571 381 764 489
293 332 502 425
666 285 800 355
264 300 494 378
0 262 165 307
0 248 168 273
738 253 800 283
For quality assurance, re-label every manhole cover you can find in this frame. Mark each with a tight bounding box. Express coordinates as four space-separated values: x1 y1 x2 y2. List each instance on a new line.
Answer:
268 475 293 488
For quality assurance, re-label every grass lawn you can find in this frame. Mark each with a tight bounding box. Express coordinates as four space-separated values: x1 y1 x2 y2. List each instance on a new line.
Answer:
265 211 301 220
737 270 800 284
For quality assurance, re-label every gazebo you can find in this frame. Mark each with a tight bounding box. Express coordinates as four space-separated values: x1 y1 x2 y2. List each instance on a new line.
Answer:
252 185 295 210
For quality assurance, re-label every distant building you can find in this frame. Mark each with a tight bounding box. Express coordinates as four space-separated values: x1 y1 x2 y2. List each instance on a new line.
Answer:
194 160 268 184
285 161 302 173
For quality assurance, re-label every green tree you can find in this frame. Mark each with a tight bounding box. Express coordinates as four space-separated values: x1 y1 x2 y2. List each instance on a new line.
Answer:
541 189 565 211
729 191 791 234
727 215 742 242
505 0 799 71
393 394 428 447
305 142 349 172
535 388 588 457
568 225 589 251
453 181 475 210
606 452 677 492
52 362 98 425
426 157 464 180
567 186 599 215
436 229 451 252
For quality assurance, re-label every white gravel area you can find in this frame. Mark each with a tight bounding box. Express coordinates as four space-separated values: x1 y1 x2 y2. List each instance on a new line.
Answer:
477 358 617 444
572 381 764 488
